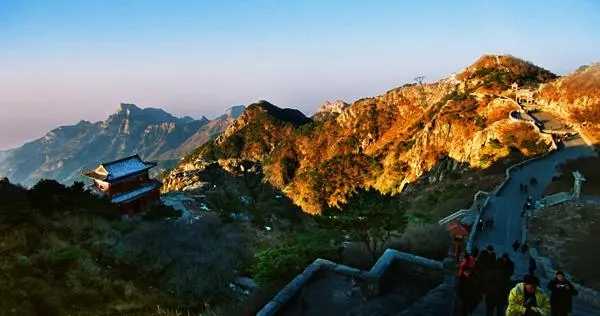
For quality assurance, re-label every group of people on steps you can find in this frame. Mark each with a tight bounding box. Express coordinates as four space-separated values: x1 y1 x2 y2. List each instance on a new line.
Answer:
456 245 578 316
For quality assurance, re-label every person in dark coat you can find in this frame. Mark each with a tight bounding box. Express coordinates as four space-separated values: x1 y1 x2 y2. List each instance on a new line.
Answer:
512 240 521 252
498 253 515 279
497 254 515 312
521 243 529 254
477 245 497 272
547 271 578 316
472 246 480 259
484 261 506 316
528 255 537 276
457 267 481 316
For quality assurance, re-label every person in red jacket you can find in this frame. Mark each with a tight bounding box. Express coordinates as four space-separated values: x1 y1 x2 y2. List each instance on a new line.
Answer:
459 253 476 277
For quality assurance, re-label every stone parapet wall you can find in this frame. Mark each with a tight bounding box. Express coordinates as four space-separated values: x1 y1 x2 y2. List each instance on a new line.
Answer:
256 249 446 316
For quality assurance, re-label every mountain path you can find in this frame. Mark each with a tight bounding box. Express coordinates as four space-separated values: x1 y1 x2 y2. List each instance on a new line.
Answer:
473 133 598 315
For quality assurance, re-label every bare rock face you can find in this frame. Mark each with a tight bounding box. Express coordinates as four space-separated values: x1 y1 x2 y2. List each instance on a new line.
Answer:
313 100 350 121
163 55 561 214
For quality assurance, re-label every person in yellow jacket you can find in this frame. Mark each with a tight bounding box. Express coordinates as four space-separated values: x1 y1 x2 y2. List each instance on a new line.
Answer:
506 275 550 316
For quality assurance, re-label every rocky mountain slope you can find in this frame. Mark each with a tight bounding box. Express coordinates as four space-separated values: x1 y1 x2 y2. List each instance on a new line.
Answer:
538 63 600 144
0 104 244 186
164 55 560 214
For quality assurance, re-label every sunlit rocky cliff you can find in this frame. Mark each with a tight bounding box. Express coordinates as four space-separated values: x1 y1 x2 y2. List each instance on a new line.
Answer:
163 55 565 214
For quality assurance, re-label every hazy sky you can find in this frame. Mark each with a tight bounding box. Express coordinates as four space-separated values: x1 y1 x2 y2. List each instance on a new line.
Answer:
1 1 599 150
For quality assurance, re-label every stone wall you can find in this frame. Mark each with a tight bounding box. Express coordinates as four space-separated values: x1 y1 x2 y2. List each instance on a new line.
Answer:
256 249 447 316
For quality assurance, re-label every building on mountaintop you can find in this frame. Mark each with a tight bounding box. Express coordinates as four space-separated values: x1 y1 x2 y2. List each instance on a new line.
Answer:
83 154 161 213
516 89 534 105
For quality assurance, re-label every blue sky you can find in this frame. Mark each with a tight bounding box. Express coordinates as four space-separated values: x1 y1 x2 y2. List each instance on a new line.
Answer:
0 0 599 149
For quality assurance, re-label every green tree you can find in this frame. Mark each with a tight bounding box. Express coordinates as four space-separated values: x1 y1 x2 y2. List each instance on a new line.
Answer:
320 189 407 262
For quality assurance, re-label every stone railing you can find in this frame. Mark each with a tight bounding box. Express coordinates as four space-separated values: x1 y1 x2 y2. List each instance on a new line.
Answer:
256 249 446 316
438 209 469 225
504 97 568 140
465 193 491 254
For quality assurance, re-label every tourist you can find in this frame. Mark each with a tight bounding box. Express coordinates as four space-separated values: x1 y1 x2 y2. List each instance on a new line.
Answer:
477 245 496 271
513 240 521 252
459 253 476 277
530 177 538 186
506 275 550 316
472 246 480 259
528 255 537 276
547 271 578 316
484 261 506 316
520 243 529 254
498 253 515 280
497 254 515 313
457 267 481 316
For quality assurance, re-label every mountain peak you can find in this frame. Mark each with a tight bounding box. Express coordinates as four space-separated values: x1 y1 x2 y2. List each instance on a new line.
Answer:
456 54 557 87
109 103 179 125
225 105 245 118
246 100 311 126
467 54 530 70
119 103 141 113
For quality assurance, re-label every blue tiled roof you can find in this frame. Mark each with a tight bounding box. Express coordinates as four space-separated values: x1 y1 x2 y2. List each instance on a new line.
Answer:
103 155 156 181
111 181 160 204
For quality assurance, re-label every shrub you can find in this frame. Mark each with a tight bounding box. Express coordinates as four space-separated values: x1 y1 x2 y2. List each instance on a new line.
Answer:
29 179 70 215
474 114 487 128
251 229 338 286
21 277 63 316
0 178 31 224
399 223 450 260
46 246 87 275
143 203 182 221
489 138 503 149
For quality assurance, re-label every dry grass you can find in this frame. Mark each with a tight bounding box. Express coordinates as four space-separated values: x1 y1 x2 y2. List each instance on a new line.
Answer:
540 64 600 104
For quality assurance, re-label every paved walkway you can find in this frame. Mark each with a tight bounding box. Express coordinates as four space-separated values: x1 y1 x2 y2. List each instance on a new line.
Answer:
474 136 598 315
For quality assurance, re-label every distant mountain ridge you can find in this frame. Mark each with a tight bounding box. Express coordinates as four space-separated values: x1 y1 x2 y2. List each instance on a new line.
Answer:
0 103 244 186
